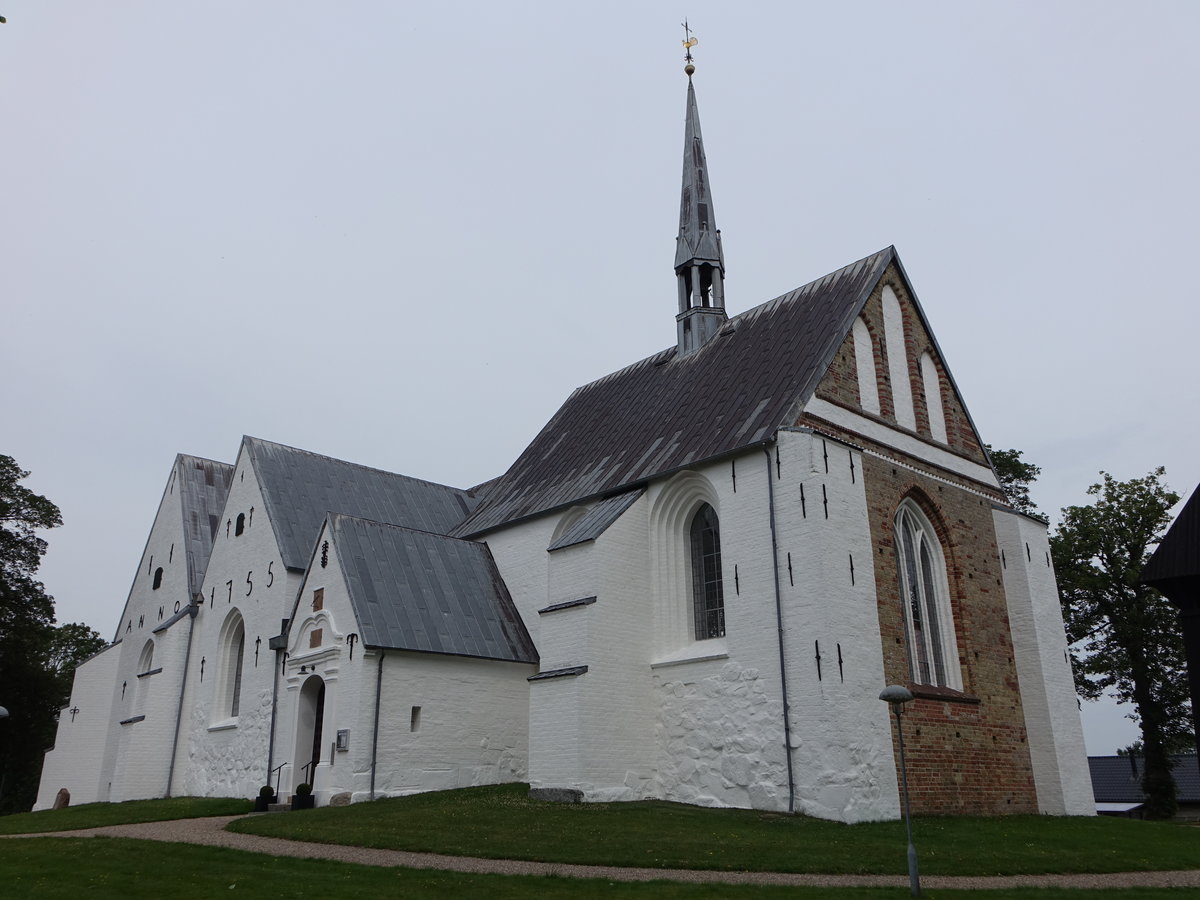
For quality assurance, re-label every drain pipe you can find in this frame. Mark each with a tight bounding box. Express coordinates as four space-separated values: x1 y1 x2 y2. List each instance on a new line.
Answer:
165 601 200 797
764 443 797 812
264 620 288 793
369 650 385 800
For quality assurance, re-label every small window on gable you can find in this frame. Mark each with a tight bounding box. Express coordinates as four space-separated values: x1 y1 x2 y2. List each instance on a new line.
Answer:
235 513 246 536
152 567 164 590
689 503 726 640
312 588 324 611
920 352 948 444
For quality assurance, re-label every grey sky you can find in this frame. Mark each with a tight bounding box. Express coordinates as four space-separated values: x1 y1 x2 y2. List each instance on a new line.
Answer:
3 2 1197 756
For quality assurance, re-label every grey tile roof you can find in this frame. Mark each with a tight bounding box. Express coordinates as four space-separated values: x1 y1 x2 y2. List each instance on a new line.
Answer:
246 436 478 571
1141 484 1200 603
177 454 235 599
456 248 895 537
547 488 644 551
330 514 537 664
1089 755 1200 803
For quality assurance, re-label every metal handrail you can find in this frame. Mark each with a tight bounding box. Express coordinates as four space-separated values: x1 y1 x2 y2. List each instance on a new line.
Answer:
269 763 286 795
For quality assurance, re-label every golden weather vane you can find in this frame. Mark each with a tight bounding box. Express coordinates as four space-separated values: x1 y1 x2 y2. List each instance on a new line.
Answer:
682 19 697 75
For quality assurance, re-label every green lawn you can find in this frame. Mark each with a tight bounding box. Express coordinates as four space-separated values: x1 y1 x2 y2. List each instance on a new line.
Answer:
0 796 251 835
1 837 1195 900
229 783 1199 876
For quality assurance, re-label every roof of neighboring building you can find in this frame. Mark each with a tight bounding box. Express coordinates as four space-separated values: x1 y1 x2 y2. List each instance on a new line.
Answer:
177 454 235 599
1088 755 1200 803
455 247 895 537
328 514 537 664
246 436 478 571
1141 484 1200 604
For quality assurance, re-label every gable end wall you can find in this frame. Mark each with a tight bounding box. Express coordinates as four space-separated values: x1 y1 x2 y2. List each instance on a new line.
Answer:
863 453 1038 814
817 265 987 463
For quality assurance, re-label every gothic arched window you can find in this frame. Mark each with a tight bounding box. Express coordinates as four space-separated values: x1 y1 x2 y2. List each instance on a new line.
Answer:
235 513 246 536
690 503 725 640
152 567 163 590
215 612 246 722
895 502 959 688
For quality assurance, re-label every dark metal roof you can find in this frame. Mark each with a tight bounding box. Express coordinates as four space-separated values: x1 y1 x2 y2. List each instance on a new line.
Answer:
330 514 537 664
547 488 644 551
177 454 235 598
1141 484 1200 604
675 77 723 273
246 436 477 571
456 248 895 537
1088 755 1200 803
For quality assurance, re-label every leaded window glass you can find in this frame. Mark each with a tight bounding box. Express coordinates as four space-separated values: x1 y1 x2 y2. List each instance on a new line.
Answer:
690 504 725 640
895 504 954 687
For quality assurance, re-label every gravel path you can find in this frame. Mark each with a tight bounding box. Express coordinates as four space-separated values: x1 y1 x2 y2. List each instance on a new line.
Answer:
9 814 1200 890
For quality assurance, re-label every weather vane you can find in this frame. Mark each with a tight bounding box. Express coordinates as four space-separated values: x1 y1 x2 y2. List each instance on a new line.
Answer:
681 20 697 76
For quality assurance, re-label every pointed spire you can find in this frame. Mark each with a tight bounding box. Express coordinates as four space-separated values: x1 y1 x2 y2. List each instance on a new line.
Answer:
673 32 727 356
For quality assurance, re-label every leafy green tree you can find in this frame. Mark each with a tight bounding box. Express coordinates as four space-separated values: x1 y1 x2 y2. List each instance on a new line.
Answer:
986 445 1043 517
1052 468 1190 818
0 455 104 813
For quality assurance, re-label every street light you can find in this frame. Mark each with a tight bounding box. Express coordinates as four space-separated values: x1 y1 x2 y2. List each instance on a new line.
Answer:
880 685 920 897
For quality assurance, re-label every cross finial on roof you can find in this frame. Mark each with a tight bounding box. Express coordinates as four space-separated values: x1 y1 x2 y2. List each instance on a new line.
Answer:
682 20 697 76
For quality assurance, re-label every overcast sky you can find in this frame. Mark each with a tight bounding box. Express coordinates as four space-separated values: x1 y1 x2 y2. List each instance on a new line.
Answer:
3 2 1197 756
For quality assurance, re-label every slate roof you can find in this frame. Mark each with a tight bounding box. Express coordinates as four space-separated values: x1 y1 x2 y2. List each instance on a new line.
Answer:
547 488 644 551
675 78 724 272
246 437 478 571
328 514 537 664
1088 755 1200 804
455 247 895 537
1141 484 1200 604
177 454 235 599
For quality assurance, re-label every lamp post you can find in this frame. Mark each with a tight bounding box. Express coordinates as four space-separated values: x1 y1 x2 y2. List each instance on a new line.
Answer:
880 685 920 897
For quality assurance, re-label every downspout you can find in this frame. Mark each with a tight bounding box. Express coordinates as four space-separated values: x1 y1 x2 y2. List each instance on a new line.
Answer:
764 443 796 813
165 600 199 798
370 650 385 800
265 619 290 795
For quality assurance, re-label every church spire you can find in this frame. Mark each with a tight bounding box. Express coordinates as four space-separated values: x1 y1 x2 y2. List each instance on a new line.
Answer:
674 25 727 357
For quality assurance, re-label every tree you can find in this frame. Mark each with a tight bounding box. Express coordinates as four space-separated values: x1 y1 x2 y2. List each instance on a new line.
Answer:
1052 468 1190 818
0 455 104 813
986 445 1043 517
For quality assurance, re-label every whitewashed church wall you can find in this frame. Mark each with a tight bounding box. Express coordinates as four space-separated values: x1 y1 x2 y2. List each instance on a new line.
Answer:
772 428 901 822
98 460 195 801
565 498 656 800
34 644 120 809
173 447 298 799
993 509 1094 815
366 652 532 801
481 515 557 649
109 618 194 801
648 452 793 811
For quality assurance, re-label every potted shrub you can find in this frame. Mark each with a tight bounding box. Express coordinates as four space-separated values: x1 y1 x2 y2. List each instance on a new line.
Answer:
254 784 276 812
291 782 315 811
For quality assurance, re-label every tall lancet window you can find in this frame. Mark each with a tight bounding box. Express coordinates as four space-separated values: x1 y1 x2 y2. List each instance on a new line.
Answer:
690 503 726 640
895 502 959 688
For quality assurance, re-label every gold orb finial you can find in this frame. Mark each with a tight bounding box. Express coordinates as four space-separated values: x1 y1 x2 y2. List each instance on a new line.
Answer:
681 20 697 76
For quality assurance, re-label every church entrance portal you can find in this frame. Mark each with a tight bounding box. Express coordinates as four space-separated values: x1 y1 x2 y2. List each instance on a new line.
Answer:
293 675 325 790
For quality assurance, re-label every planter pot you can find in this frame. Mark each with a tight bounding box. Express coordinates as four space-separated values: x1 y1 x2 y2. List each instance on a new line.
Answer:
254 795 275 812
291 794 315 811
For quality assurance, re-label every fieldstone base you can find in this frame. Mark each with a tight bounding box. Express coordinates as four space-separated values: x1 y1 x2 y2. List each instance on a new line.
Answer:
529 787 584 804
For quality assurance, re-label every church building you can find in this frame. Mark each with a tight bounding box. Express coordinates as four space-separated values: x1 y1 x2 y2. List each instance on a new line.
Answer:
36 62 1094 822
